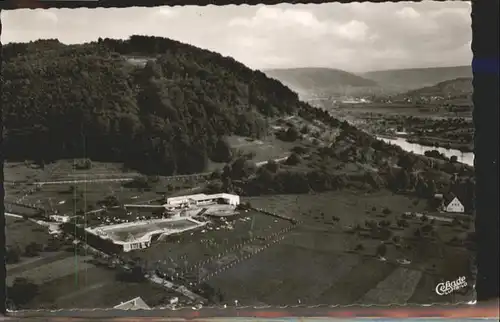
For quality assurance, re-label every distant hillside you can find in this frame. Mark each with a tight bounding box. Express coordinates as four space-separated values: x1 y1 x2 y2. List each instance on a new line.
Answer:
2 36 321 175
361 66 472 91
264 67 379 97
401 77 472 100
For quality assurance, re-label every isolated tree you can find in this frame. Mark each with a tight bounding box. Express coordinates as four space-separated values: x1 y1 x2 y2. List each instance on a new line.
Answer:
230 157 256 179
392 235 401 244
375 243 387 258
285 153 301 166
285 126 300 142
354 243 364 251
147 175 160 184
212 138 233 163
427 180 437 198
398 154 415 171
421 224 433 234
24 242 42 257
397 169 410 190
6 246 21 264
265 160 279 173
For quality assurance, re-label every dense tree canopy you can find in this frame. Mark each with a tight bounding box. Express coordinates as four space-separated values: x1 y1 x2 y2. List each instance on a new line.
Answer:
2 36 305 175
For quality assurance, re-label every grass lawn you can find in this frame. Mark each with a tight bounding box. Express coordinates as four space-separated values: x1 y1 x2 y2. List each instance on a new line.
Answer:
4 162 46 183
200 190 476 305
6 216 52 250
48 160 139 179
16 181 166 216
124 212 290 272
207 242 366 305
245 189 429 226
7 254 95 285
226 135 295 163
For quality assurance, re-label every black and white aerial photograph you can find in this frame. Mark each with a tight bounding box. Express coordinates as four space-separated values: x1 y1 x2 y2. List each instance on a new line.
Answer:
2 1 476 311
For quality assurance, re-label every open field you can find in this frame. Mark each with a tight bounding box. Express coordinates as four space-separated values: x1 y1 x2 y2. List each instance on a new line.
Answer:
7 254 95 285
226 135 294 162
6 216 53 250
206 228 472 305
46 160 139 179
337 103 472 119
52 279 180 309
4 159 206 221
246 190 428 225
4 162 48 183
28 182 164 215
11 257 179 309
100 218 204 242
196 190 475 305
124 211 291 272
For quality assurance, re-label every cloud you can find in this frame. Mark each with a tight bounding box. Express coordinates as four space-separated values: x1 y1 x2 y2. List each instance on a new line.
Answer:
2 9 58 30
153 7 179 18
396 7 421 20
1 2 472 72
334 20 369 42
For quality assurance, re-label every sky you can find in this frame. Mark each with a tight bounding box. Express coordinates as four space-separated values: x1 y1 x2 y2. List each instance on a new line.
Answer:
2 2 472 73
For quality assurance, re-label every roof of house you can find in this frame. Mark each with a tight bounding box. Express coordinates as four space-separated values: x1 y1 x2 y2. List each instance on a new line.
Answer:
167 193 238 203
444 194 463 206
113 297 151 310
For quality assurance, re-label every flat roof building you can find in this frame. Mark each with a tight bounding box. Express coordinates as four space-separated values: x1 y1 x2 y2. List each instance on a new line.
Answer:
165 193 240 207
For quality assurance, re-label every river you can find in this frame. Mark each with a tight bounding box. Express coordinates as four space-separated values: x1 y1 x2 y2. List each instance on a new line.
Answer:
327 112 475 166
377 136 474 167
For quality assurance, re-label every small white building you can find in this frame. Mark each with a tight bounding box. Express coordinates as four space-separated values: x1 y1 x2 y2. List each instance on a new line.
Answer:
165 193 240 208
444 197 465 213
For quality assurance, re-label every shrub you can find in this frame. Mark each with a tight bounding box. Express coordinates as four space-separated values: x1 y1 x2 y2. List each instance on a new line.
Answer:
6 246 21 264
375 243 387 257
24 242 43 257
74 158 92 170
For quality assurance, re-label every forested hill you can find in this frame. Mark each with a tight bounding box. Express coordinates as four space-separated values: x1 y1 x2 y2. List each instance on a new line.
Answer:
2 36 319 175
361 66 472 91
264 67 379 97
399 77 472 100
